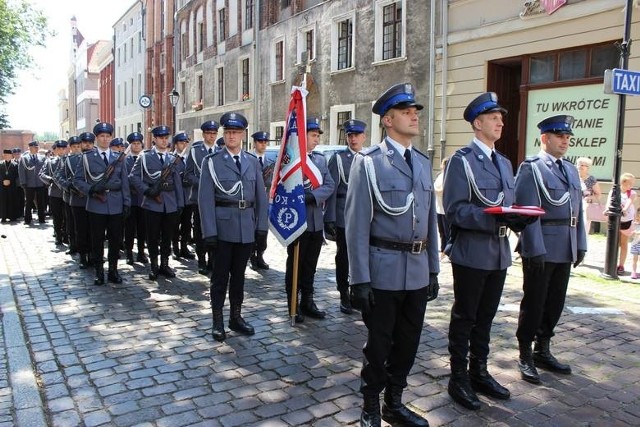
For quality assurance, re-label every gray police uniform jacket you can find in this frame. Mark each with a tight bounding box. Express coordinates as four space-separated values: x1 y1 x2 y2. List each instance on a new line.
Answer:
125 155 143 207
443 142 515 271
128 148 185 213
253 152 275 195
18 153 46 188
73 150 131 215
56 154 87 208
198 150 268 243
345 140 439 291
39 156 63 198
304 151 335 233
325 149 355 228
514 153 587 263
184 141 213 204
52 157 70 203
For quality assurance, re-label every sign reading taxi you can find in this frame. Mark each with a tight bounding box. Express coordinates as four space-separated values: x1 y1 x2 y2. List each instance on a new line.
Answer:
604 68 640 96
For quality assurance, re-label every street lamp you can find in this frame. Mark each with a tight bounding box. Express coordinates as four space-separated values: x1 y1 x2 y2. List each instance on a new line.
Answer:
168 89 180 132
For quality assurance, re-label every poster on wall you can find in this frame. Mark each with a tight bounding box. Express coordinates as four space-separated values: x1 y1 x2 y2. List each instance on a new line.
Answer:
525 84 618 181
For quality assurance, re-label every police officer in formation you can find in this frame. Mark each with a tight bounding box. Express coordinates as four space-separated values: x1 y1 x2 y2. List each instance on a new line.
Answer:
443 92 536 410
324 119 366 315
346 83 438 427
39 140 67 245
74 122 131 286
284 117 335 322
198 112 268 342
18 140 47 224
171 131 195 260
129 125 184 280
184 120 220 275
514 114 587 384
249 130 273 271
54 136 81 256
123 132 148 265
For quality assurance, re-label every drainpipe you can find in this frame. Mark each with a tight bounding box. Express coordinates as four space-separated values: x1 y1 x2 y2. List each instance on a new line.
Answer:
439 0 449 163
253 0 260 139
427 0 436 160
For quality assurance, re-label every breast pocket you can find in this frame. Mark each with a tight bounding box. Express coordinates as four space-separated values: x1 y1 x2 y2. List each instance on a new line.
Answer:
377 178 411 207
476 178 502 202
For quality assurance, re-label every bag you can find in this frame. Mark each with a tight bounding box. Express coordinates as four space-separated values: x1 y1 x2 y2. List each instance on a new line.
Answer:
586 202 607 222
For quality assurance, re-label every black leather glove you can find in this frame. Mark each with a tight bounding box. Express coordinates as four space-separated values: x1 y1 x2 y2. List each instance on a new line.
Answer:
426 274 439 302
255 230 268 252
89 182 106 195
144 186 160 197
498 213 537 233
324 222 337 241
524 255 545 275
182 178 192 187
203 236 218 250
574 250 586 268
350 283 375 313
304 191 315 205
122 206 130 219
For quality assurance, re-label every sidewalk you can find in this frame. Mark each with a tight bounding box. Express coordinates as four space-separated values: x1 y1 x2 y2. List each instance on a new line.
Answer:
1 221 639 426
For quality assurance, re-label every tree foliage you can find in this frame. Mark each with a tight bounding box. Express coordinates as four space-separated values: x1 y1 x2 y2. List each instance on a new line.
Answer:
0 0 52 129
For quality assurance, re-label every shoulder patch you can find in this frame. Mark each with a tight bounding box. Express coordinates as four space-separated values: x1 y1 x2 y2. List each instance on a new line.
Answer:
244 151 257 159
362 145 381 156
524 156 540 163
456 147 472 156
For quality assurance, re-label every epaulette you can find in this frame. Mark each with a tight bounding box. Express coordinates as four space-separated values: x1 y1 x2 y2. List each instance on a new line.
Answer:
143 149 151 153
244 151 257 159
361 145 380 156
455 147 472 157
524 156 540 163
311 150 322 156
192 140 204 146
413 147 429 160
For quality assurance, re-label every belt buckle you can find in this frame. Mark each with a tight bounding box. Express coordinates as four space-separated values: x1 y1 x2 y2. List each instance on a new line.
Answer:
570 216 577 227
238 200 247 209
498 225 507 237
411 241 423 254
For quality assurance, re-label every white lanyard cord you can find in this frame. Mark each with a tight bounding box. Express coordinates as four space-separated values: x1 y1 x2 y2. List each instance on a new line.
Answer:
83 154 105 181
141 154 162 180
206 157 244 199
363 156 414 219
460 155 504 207
336 154 348 186
530 161 572 210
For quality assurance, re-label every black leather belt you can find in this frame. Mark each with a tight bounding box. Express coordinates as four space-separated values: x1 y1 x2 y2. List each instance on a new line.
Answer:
459 226 508 237
541 217 577 227
216 199 254 209
370 236 428 254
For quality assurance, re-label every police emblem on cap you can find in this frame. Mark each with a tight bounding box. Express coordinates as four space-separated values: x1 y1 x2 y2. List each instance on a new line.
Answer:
372 82 424 116
79 132 95 142
201 120 219 132
93 122 114 136
68 136 81 145
537 114 575 136
343 119 366 134
463 92 508 123
152 125 171 136
220 112 248 129
307 117 323 134
173 132 189 143
110 137 124 147
127 132 144 143
251 131 270 141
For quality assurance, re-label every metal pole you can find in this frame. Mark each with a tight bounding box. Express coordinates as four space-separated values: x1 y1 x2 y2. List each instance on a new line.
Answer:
602 0 633 279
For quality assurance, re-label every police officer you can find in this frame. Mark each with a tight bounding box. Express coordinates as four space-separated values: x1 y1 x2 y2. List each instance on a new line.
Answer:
0 149 20 223
18 141 47 224
74 122 131 286
346 83 438 427
444 92 534 410
284 117 335 321
129 125 185 280
249 130 274 270
124 132 148 265
110 137 125 153
198 112 268 342
514 115 587 384
39 140 67 245
325 119 366 315
185 120 219 275
54 136 81 256
171 131 194 260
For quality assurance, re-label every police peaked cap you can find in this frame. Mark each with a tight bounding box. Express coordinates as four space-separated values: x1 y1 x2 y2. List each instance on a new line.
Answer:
68 136 82 145
343 119 367 134
79 132 96 142
173 132 189 143
201 120 219 132
307 117 323 134
54 140 68 148
28 141 39 147
127 132 144 143
11 147 22 153
537 115 575 136
251 131 270 141
109 137 124 147
216 137 225 147
93 122 114 136
372 83 423 116
463 92 508 123
220 112 248 129
3 149 13 154
151 125 171 137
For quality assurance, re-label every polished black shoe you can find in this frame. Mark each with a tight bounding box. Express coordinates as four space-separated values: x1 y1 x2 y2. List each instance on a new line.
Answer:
148 262 159 281
212 310 226 342
125 250 134 265
198 260 209 275
339 291 354 314
382 387 429 427
254 253 269 270
533 339 571 374
519 342 541 384
448 372 481 410
300 300 326 319
229 314 255 336
360 411 382 427
469 371 510 400
107 269 123 284
158 263 176 278
66 248 78 255
136 253 149 264
180 247 195 259
94 269 105 286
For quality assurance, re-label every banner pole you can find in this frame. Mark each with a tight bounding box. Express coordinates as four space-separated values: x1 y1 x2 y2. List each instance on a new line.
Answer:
290 241 300 326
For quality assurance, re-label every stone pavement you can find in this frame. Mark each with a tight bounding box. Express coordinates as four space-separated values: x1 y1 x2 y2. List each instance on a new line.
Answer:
1 220 640 427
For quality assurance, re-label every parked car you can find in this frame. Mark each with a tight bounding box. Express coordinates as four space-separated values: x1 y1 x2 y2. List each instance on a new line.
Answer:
264 144 347 164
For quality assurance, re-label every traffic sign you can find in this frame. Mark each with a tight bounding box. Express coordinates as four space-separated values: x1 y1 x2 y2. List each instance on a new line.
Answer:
604 68 640 95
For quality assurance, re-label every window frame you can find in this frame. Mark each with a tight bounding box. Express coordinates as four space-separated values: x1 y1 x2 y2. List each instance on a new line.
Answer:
332 12 355 72
374 0 406 63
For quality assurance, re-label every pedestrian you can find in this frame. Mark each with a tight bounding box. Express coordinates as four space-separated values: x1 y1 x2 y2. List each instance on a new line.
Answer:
284 116 335 321
184 120 219 275
0 149 20 222
324 119 366 315
74 122 131 286
17 141 47 224
629 207 640 279
514 114 587 384
123 132 148 265
171 132 194 260
444 92 532 410
198 112 268 342
129 125 185 280
433 156 449 260
576 157 602 234
345 82 438 427
605 172 636 274
249 130 273 271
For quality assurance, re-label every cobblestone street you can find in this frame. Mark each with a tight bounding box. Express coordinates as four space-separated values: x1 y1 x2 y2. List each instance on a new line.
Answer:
1 221 639 426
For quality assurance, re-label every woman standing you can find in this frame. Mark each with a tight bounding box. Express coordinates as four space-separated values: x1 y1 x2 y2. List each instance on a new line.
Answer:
576 157 601 234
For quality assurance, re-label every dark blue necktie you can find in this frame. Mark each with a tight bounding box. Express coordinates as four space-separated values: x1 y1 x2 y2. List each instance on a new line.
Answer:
491 151 501 177
556 159 567 180
404 150 412 172
234 155 241 171
159 153 164 165
102 152 108 166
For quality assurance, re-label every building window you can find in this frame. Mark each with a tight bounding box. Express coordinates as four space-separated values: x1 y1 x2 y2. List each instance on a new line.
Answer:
180 81 186 111
382 2 402 60
336 111 352 145
337 18 353 70
241 58 250 100
123 81 127 106
218 8 226 41
275 125 284 142
281 0 291 8
130 77 134 104
138 73 142 98
198 21 205 52
529 43 618 85
138 32 142 53
217 67 224 106
198 75 204 104
130 38 134 58
273 39 284 81
117 47 121 66
306 29 314 61
245 0 253 30
160 0 166 37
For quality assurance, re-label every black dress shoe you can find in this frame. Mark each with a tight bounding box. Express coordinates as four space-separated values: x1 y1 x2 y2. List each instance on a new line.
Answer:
180 248 195 259
300 301 326 319
381 403 429 426
108 270 123 284
360 411 381 427
94 275 105 286
339 291 354 314
469 372 510 400
229 317 255 336
255 255 269 270
136 253 149 264
518 360 541 384
158 264 176 278
448 374 481 410
533 341 572 374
